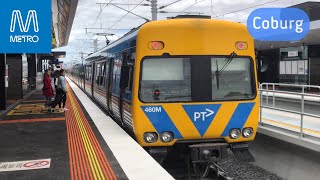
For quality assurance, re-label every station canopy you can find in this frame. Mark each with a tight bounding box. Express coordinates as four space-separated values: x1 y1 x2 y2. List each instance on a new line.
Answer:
52 0 78 48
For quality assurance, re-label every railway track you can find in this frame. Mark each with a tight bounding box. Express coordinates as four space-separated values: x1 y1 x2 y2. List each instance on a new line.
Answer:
161 148 281 180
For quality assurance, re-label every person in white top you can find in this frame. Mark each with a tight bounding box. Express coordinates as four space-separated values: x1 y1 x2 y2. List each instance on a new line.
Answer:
57 69 68 111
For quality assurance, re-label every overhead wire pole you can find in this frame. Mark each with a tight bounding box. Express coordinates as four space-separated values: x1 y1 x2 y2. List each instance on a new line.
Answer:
151 0 157 20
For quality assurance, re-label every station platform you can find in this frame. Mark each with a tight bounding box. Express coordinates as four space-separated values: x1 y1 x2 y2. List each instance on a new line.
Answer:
261 108 320 138
259 108 320 153
0 80 173 179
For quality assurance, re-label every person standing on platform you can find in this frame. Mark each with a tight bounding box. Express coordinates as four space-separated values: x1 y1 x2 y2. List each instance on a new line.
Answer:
42 69 54 110
57 69 68 111
48 67 55 91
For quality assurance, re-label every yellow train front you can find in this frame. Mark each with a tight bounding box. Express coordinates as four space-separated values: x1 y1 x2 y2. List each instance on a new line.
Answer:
132 17 259 163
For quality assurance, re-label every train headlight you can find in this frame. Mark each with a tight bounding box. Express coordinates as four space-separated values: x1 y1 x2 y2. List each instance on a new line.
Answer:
242 128 254 138
160 132 174 143
229 129 241 139
144 132 158 143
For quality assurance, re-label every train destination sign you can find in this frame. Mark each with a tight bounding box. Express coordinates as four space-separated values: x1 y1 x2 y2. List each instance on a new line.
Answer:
0 0 51 53
247 8 310 41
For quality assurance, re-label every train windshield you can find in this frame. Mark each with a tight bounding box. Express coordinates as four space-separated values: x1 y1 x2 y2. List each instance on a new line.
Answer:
139 56 255 102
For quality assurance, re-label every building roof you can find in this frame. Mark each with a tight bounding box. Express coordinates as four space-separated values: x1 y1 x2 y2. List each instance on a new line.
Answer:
52 0 78 48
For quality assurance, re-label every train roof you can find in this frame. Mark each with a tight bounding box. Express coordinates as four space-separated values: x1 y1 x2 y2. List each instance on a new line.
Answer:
85 25 142 61
85 18 247 61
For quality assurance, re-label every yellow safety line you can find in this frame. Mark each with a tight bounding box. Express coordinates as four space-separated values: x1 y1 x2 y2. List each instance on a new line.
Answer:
68 87 105 180
68 91 104 180
262 118 320 135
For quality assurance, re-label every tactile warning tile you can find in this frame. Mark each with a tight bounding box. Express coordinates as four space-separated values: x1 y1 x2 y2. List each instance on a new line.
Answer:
6 103 64 116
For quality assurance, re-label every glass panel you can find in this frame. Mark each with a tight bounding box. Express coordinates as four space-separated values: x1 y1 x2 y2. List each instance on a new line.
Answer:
140 56 254 102
100 63 105 86
140 58 191 102
211 58 253 100
96 63 100 85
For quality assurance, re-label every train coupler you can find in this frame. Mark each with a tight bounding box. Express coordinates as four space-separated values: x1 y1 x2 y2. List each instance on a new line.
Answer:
230 143 255 162
188 143 231 178
189 143 229 163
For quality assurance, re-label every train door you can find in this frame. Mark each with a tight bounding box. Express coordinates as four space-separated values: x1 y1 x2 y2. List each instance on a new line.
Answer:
93 62 100 99
104 59 111 110
106 58 113 113
84 64 93 96
82 65 86 91
82 64 85 89
93 60 108 110
119 52 135 130
109 56 123 123
91 62 95 97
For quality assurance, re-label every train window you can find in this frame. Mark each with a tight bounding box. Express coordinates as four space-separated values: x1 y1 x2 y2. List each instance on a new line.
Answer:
140 58 191 102
89 65 92 83
104 62 109 88
139 56 255 103
101 62 106 87
127 65 134 91
211 57 253 100
96 63 100 85
85 65 90 81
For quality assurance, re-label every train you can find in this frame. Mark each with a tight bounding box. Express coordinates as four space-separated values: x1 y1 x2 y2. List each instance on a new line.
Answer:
69 15 259 176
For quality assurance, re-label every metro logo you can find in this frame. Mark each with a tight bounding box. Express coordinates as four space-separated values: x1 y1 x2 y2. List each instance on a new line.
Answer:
0 0 51 53
10 10 39 33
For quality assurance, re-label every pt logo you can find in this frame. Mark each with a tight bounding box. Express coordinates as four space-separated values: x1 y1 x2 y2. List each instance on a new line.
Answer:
194 109 215 121
183 104 221 136
9 10 40 43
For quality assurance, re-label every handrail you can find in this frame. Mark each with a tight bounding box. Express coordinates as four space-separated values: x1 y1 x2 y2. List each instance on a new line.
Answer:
259 83 320 138
259 83 320 90
260 90 320 98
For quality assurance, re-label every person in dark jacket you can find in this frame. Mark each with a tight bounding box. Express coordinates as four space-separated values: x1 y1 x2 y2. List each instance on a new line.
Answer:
43 69 54 109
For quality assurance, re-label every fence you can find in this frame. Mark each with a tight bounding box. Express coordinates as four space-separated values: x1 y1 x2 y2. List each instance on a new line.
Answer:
259 83 320 137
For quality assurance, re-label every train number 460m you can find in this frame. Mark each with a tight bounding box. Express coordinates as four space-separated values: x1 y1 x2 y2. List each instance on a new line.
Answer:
144 107 162 113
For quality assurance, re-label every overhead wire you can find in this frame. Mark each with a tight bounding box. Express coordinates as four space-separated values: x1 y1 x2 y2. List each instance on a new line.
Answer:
158 0 184 10
103 0 146 32
78 0 114 56
179 0 206 13
216 0 284 18
80 0 146 54
210 0 217 17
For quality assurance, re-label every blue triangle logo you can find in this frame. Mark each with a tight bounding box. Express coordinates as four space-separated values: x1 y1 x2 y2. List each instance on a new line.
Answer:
183 104 221 137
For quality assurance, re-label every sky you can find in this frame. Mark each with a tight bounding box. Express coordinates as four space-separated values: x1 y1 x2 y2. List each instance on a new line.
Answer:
57 0 311 66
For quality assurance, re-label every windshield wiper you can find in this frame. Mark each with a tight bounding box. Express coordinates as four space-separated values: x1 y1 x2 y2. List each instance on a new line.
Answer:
215 52 237 89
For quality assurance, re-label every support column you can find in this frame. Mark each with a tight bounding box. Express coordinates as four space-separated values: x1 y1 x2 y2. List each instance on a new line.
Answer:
6 54 23 100
151 0 157 21
28 54 37 90
0 54 7 110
